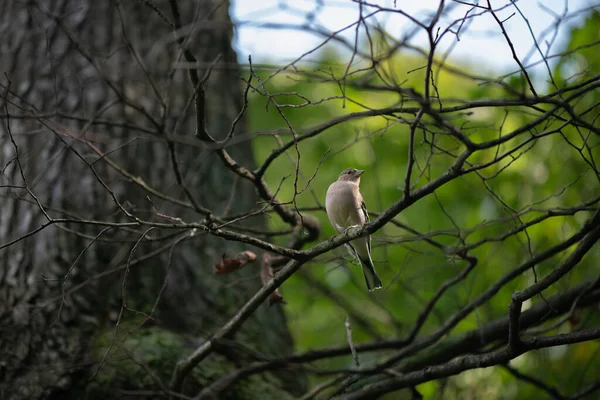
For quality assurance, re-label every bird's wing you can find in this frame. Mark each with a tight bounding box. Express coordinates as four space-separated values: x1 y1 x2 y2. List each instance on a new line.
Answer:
360 200 369 223
360 200 371 254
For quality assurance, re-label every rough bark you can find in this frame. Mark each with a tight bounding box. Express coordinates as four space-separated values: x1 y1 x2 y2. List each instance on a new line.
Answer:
0 0 304 398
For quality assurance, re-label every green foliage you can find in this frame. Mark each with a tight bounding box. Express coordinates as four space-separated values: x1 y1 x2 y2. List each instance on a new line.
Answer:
555 11 600 85
246 11 599 399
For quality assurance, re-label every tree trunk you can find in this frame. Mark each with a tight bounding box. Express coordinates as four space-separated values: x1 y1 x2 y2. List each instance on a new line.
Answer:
0 1 304 398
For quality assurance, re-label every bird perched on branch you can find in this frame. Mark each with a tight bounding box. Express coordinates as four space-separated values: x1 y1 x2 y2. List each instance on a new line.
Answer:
325 168 383 291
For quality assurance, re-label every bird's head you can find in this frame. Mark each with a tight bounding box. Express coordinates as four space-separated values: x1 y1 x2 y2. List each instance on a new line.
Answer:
338 168 364 183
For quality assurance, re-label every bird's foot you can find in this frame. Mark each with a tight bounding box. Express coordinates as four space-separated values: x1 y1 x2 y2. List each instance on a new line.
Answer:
344 225 363 236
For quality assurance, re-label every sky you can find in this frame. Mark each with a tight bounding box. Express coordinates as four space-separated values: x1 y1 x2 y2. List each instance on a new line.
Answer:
231 0 599 74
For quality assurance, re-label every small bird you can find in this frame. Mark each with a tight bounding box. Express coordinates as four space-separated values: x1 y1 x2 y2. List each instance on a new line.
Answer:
325 168 383 291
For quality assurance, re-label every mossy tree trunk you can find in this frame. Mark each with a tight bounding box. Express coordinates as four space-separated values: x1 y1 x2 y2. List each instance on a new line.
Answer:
0 1 304 398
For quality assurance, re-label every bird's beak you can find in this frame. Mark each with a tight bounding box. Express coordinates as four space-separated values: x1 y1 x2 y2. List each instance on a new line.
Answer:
355 170 365 177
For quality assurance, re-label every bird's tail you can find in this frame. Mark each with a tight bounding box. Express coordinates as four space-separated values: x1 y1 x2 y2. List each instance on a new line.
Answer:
358 255 383 291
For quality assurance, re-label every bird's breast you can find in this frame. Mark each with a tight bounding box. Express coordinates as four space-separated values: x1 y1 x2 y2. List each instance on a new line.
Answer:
326 182 359 231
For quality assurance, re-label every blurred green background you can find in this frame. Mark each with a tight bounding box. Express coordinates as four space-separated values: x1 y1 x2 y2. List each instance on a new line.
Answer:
246 10 600 399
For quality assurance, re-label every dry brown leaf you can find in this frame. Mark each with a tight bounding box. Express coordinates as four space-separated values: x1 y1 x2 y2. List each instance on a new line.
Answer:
213 250 257 275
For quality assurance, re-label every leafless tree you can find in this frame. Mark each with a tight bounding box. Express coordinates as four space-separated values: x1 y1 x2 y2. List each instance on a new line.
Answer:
1 0 599 399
